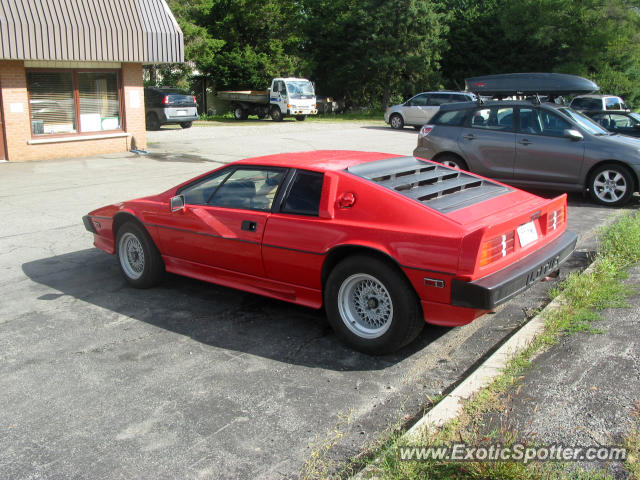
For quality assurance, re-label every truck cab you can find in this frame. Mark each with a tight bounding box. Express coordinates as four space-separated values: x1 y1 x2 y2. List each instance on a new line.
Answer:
269 78 317 121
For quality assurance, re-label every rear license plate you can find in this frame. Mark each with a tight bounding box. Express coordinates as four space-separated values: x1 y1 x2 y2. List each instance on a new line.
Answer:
176 110 186 116
517 221 538 247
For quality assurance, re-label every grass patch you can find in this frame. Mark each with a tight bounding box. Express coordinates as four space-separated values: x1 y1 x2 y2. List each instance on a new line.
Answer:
193 110 385 125
349 211 640 480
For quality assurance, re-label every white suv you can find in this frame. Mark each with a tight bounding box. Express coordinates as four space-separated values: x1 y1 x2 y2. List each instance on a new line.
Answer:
569 94 630 113
384 91 476 130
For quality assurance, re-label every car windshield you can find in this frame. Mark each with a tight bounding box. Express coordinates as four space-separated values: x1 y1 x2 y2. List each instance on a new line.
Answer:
557 107 609 135
286 81 314 99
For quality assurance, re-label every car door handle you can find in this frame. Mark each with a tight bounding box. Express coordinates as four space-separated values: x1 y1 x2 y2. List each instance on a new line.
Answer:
519 139 532 145
241 220 257 232
463 134 475 140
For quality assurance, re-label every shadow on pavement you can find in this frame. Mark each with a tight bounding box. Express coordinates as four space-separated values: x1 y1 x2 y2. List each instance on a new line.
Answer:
22 249 449 371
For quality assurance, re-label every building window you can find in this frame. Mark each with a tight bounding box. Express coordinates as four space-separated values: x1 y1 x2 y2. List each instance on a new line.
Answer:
27 70 121 136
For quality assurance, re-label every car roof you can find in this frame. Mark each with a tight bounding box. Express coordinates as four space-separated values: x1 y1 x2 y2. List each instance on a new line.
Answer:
572 94 622 100
413 91 474 96
234 150 404 172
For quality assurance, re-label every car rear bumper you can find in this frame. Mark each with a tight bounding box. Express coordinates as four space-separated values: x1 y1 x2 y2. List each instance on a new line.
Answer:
82 215 96 233
451 230 577 310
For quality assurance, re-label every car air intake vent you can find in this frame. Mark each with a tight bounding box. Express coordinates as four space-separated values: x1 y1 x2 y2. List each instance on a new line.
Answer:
347 156 511 213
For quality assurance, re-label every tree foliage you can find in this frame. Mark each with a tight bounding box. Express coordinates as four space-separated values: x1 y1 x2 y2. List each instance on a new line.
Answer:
166 0 640 108
302 0 448 108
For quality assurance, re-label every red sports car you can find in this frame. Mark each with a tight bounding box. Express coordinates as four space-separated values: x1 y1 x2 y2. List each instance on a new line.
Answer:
83 150 576 354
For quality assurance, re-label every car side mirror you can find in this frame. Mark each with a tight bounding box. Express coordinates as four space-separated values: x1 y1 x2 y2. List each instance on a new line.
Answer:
170 195 185 212
563 129 583 141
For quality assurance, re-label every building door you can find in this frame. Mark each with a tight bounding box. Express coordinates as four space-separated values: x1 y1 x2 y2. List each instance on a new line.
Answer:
0 85 5 161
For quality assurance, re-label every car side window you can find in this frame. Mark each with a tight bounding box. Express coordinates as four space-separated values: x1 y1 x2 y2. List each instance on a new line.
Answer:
433 109 469 126
518 108 542 134
609 113 633 128
427 94 451 106
281 170 324 216
210 168 286 211
470 107 514 131
406 94 428 107
180 169 231 205
539 110 571 137
605 97 623 110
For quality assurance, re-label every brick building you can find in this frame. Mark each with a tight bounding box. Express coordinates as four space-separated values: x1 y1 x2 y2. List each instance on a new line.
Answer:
0 0 183 161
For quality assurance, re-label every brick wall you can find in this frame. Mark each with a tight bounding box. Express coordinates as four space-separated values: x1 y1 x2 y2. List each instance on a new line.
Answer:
0 60 146 161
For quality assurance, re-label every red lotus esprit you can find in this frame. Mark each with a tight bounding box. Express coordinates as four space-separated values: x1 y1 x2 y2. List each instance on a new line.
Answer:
83 150 576 354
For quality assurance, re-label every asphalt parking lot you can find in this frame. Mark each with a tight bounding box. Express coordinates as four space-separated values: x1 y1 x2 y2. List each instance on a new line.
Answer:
1 121 636 479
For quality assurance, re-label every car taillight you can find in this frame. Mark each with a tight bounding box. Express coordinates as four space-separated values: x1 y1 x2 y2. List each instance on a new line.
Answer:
547 208 565 232
162 96 169 105
192 96 197 104
479 231 515 267
419 124 434 136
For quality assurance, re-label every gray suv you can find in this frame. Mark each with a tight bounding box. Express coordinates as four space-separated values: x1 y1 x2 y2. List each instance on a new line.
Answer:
413 100 640 206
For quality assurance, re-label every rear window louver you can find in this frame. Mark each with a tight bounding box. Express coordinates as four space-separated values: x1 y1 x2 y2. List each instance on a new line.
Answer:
347 157 511 213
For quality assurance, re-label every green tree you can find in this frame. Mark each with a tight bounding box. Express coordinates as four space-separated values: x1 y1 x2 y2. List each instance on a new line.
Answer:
302 0 448 108
166 0 304 91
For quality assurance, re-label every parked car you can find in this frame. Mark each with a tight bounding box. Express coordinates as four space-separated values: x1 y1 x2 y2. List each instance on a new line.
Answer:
569 94 630 114
414 99 640 206
384 91 476 130
586 111 640 138
144 87 198 130
83 150 576 354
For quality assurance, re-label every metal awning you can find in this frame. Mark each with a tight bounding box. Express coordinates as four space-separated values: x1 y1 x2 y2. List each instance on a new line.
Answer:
0 0 183 63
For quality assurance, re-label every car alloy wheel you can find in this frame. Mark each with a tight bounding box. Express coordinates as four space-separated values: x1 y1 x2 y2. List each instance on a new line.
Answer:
119 232 145 280
590 165 633 206
324 255 423 354
338 273 393 339
116 222 165 288
390 114 404 129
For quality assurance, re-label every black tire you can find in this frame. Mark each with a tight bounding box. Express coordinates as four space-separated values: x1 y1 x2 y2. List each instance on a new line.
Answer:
116 222 165 288
389 113 404 130
233 106 248 120
436 153 468 171
146 113 160 131
271 106 283 122
180 122 192 129
324 255 424 355
295 115 306 121
588 163 635 206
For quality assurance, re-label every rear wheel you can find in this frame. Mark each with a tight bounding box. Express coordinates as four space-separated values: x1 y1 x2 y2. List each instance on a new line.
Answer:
233 106 248 120
436 153 468 171
146 113 160 131
271 106 283 122
389 113 404 130
116 222 164 288
589 164 634 206
295 115 306 121
324 255 424 354
180 122 192 129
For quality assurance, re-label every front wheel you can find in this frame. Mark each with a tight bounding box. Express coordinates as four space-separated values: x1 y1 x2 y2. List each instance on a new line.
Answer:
271 106 283 122
324 255 424 354
180 122 192 129
295 115 306 121
389 114 404 130
589 164 634 206
116 222 165 288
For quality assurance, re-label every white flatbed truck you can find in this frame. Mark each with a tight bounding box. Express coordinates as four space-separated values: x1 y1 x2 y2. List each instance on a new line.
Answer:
217 77 317 121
